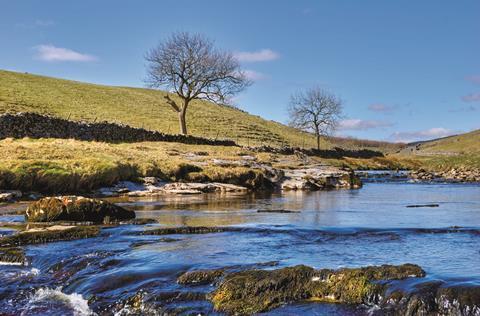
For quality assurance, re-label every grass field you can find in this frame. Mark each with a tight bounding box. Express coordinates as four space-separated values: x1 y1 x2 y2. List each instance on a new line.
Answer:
0 70 399 151
0 138 277 193
414 129 480 154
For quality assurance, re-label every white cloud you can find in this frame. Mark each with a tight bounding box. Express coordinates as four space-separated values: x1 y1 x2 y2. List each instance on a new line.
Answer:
234 49 279 62
389 127 458 143
243 70 267 81
368 103 395 112
466 75 480 85
461 93 480 102
34 45 98 62
35 19 55 27
338 119 392 131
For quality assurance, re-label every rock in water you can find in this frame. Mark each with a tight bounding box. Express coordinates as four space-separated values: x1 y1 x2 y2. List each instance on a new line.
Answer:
0 247 26 265
25 196 135 223
177 268 226 285
208 264 425 314
0 226 100 247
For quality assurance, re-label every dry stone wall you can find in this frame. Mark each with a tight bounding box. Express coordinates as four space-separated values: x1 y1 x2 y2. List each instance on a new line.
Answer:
0 112 237 146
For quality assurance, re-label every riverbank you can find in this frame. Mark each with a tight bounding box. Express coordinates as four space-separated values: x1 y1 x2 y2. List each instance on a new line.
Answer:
0 138 365 198
1 138 478 201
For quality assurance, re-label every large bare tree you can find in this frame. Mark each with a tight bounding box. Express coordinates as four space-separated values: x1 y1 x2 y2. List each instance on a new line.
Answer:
288 87 343 150
145 32 251 135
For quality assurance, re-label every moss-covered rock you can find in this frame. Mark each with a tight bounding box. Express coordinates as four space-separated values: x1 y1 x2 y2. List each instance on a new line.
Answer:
178 268 226 285
0 226 100 247
383 282 480 316
208 264 425 315
0 247 26 265
25 196 135 223
139 226 239 236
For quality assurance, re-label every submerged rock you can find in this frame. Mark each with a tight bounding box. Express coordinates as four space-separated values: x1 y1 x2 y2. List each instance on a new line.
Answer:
139 226 239 236
178 268 226 285
406 204 440 208
0 226 100 247
257 209 300 214
208 264 425 314
25 196 135 223
0 247 26 265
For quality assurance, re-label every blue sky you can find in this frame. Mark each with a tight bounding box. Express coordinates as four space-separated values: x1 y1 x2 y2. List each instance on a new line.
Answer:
1 0 479 142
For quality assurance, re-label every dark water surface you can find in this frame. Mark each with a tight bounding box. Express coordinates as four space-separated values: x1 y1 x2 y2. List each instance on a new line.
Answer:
1 180 479 315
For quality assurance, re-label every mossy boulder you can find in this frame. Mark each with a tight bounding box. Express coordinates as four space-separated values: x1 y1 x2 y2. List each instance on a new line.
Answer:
0 247 26 265
208 264 425 315
25 196 135 223
0 226 100 247
178 268 226 285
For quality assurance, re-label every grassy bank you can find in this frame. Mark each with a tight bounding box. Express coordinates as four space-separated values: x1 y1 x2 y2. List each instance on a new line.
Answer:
0 70 399 151
0 138 410 194
0 138 274 193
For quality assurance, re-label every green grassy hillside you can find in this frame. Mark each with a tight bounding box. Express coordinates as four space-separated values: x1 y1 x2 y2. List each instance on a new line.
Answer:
415 129 480 154
0 70 396 150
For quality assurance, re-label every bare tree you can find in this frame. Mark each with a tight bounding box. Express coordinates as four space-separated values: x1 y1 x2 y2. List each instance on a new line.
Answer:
288 87 343 150
145 32 251 135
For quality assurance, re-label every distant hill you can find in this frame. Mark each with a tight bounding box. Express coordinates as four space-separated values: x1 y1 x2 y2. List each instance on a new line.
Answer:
0 70 398 151
409 129 480 155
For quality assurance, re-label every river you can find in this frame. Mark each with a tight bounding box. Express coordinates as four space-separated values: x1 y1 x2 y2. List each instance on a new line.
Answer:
1 177 479 315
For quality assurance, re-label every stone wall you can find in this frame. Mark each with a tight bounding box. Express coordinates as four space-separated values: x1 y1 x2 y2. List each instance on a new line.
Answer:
245 145 384 159
0 112 237 146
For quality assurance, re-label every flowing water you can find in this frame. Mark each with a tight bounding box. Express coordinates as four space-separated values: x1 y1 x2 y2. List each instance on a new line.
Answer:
1 176 480 315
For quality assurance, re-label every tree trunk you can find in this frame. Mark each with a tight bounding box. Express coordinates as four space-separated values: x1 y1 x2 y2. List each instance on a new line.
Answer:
177 99 189 135
316 134 320 151
178 110 187 135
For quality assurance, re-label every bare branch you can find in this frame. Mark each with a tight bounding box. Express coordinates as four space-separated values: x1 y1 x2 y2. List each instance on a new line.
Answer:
287 87 343 149
145 32 252 134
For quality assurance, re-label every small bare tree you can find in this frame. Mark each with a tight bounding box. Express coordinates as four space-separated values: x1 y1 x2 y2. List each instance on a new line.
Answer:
288 87 343 150
145 32 251 135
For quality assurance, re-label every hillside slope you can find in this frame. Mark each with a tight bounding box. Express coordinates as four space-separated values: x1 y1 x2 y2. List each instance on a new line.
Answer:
414 129 480 154
0 70 396 150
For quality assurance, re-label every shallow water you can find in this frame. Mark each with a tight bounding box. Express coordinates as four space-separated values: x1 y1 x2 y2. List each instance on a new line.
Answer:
1 179 480 315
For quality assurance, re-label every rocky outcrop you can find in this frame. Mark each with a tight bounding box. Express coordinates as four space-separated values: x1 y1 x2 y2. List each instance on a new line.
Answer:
207 264 425 314
280 166 361 191
0 112 236 146
0 226 100 247
25 196 135 223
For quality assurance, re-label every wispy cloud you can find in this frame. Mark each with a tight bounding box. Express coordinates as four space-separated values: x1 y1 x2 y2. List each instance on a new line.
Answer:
234 49 279 62
461 93 480 102
449 105 478 113
466 75 480 85
338 119 393 131
368 103 395 113
389 127 458 143
33 45 98 62
243 70 267 81
16 19 55 29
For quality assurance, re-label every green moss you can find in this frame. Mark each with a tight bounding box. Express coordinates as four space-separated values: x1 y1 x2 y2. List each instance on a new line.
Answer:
0 226 100 247
177 268 226 285
0 247 26 264
208 264 425 314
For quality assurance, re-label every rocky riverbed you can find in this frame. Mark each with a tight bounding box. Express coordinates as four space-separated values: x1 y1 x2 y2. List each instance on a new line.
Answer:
1 175 480 315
